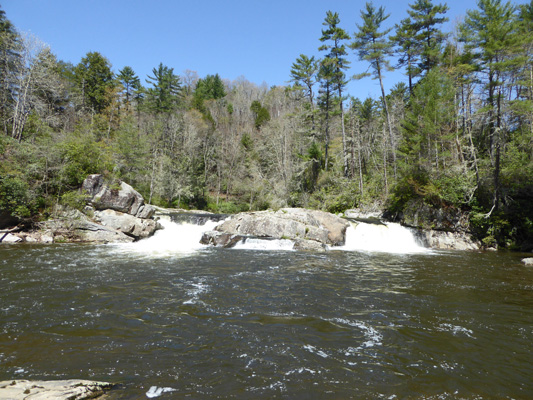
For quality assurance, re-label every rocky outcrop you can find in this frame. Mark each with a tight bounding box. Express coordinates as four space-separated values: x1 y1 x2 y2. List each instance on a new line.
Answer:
38 206 134 243
398 199 471 232
3 175 161 244
414 229 480 251
384 199 480 250
82 174 155 219
202 208 349 250
0 379 112 399
94 209 160 240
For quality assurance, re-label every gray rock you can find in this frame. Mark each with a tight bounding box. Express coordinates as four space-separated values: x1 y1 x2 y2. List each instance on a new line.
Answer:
136 204 156 219
94 209 161 239
200 230 245 248
522 257 533 265
293 239 327 251
210 208 349 250
82 174 145 217
0 379 112 399
40 207 133 243
414 229 480 251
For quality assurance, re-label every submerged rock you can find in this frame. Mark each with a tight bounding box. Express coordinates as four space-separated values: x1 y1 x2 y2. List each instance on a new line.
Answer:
0 379 112 399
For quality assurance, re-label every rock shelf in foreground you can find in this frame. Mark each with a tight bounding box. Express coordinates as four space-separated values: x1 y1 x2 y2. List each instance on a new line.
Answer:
0 379 112 400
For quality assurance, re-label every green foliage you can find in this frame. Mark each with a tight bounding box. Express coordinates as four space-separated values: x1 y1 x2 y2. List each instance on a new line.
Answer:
117 66 141 107
195 74 226 100
58 132 114 188
59 190 86 211
207 200 249 214
388 165 473 215
74 51 115 113
145 63 182 113
0 175 33 219
250 101 270 129
307 173 358 213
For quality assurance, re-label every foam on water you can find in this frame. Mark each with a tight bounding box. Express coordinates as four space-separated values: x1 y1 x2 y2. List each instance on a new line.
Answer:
112 218 218 257
232 237 295 251
146 386 177 398
339 222 428 254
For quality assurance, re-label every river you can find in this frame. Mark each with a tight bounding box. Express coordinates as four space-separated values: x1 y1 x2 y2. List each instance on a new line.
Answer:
1 220 532 399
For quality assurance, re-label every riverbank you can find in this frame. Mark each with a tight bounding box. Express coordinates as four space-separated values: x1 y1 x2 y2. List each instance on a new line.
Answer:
0 175 483 251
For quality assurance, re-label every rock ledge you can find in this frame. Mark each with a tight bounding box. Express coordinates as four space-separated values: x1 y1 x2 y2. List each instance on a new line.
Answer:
0 379 112 400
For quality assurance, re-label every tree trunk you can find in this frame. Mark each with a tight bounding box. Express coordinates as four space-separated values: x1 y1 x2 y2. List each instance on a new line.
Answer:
377 62 397 178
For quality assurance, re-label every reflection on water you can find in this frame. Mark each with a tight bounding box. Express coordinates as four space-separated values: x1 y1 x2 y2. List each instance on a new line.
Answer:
1 242 532 399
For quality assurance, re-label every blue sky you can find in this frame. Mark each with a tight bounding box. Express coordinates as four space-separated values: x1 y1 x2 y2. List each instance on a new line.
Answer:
2 0 529 99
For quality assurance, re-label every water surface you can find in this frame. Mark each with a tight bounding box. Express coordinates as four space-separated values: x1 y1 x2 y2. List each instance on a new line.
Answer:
1 237 532 398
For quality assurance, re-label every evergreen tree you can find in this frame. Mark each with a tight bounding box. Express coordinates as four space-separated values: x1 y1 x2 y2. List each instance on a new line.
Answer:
145 63 182 113
290 54 318 106
319 11 351 177
408 0 449 76
250 100 270 130
290 54 319 136
351 2 397 178
0 7 21 135
117 66 140 110
195 73 226 100
317 59 335 171
391 17 419 94
461 0 524 210
74 51 114 114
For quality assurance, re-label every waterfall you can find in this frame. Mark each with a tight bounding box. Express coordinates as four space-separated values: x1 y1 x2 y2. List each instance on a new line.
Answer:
340 221 428 254
113 216 219 257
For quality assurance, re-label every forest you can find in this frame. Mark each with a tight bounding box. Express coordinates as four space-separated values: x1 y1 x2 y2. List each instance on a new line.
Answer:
1 0 532 250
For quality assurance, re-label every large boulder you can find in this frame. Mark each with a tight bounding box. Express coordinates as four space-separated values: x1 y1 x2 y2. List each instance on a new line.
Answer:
0 379 112 399
39 207 134 244
82 174 155 219
204 208 349 250
94 209 161 240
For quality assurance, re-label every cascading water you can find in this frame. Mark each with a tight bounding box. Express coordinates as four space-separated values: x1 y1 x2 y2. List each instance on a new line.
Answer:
340 221 428 254
113 216 219 257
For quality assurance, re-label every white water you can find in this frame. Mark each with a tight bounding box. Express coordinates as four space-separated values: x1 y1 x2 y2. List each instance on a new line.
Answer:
340 222 428 254
113 218 427 256
113 218 218 257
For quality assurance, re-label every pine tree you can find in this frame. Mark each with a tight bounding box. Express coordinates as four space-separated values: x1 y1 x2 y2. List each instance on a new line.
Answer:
391 17 419 95
0 7 21 135
74 52 114 114
461 0 525 211
408 0 449 76
290 54 319 135
117 66 140 110
319 11 351 177
145 63 182 113
351 2 397 178
317 59 335 171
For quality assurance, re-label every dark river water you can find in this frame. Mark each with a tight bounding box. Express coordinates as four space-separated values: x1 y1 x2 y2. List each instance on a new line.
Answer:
1 224 532 399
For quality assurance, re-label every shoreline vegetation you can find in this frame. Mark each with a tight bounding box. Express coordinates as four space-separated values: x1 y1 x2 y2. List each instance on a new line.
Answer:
1 1 533 251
